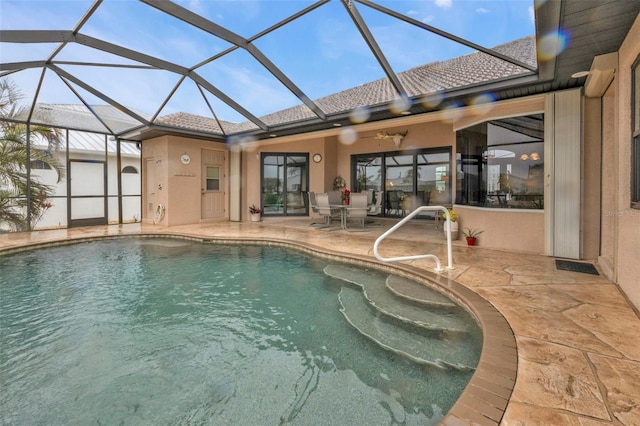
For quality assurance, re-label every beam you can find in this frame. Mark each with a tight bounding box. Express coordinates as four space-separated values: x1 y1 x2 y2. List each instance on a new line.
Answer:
48 63 151 125
141 0 327 120
341 0 407 97
358 0 538 72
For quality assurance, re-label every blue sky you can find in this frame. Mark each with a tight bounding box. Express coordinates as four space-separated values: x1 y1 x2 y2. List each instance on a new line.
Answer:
0 0 536 125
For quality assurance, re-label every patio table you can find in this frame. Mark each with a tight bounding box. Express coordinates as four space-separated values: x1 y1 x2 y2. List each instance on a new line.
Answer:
330 204 349 229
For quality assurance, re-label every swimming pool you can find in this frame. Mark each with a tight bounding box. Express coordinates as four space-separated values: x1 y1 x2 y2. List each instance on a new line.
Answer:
0 237 482 425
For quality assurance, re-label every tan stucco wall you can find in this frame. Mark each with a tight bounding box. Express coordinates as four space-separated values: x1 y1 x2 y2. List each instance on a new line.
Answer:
454 205 544 253
245 97 546 254
143 95 549 256
142 135 228 226
242 136 333 221
613 14 640 310
583 97 602 260
600 84 617 272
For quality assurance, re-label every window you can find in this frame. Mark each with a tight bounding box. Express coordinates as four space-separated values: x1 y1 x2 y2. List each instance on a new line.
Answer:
205 166 220 191
261 153 308 216
121 166 138 174
456 114 544 209
632 56 640 208
352 148 452 218
30 160 52 170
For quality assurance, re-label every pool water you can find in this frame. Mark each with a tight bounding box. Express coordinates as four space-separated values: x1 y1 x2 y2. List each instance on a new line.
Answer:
0 238 481 425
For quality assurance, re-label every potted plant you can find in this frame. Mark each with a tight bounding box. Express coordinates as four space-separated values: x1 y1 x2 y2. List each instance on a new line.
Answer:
441 208 458 240
341 188 351 205
463 228 484 246
249 204 262 222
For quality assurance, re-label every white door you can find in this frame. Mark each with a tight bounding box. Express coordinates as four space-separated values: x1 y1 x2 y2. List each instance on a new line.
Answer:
201 150 225 219
69 160 107 226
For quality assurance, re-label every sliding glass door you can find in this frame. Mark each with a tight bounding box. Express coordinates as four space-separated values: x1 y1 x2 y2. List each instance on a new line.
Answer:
261 153 308 216
353 148 451 218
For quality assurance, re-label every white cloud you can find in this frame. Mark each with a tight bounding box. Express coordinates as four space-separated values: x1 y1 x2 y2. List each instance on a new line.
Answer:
529 6 535 24
435 0 452 9
476 8 489 14
422 15 435 24
407 10 418 16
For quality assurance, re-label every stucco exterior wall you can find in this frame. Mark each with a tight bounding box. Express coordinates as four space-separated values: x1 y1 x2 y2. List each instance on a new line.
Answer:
454 205 544 254
582 97 602 260
143 95 551 257
600 84 617 273
242 136 334 221
142 136 227 226
614 14 640 310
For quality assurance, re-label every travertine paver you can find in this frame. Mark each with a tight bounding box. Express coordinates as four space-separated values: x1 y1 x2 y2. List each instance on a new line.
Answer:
588 354 640 425
511 336 609 420
1 219 639 425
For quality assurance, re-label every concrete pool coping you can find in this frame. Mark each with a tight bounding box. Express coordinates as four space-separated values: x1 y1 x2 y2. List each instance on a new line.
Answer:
1 220 639 425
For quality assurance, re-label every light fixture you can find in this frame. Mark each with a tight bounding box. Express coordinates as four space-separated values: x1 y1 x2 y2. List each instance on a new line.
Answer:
520 152 540 161
571 70 590 78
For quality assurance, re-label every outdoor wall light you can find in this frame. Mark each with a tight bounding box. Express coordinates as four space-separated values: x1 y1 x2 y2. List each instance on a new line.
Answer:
571 71 590 78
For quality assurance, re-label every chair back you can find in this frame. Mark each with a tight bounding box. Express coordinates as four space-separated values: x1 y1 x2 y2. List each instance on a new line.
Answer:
368 191 382 215
347 193 368 218
315 193 332 215
308 192 319 213
328 190 342 205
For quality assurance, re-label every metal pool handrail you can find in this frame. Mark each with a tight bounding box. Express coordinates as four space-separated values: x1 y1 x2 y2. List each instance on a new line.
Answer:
373 205 454 272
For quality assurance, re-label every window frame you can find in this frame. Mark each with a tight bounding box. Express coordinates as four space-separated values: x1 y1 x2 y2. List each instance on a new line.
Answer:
455 114 545 210
632 55 640 209
260 152 309 217
351 147 453 218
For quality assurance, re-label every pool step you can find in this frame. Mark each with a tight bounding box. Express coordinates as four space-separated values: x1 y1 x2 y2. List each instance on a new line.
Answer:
338 286 479 371
323 264 472 334
386 275 457 309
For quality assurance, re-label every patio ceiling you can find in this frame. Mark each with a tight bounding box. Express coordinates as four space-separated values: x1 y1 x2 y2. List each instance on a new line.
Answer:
1 0 638 142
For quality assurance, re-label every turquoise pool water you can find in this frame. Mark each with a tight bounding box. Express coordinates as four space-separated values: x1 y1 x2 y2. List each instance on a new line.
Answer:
0 238 481 425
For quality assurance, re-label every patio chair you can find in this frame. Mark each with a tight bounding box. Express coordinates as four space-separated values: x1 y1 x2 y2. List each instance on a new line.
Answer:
347 192 369 231
315 193 341 229
368 191 382 215
307 192 323 226
366 189 374 205
387 190 403 216
328 190 342 205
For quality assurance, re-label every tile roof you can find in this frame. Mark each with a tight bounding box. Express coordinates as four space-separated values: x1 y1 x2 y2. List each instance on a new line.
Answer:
224 35 537 134
26 104 149 135
23 36 537 138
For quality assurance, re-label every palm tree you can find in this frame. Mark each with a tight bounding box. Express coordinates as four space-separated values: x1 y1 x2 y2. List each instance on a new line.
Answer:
0 78 64 231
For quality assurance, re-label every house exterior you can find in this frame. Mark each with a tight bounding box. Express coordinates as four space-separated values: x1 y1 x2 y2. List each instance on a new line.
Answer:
0 106 142 230
136 16 640 311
